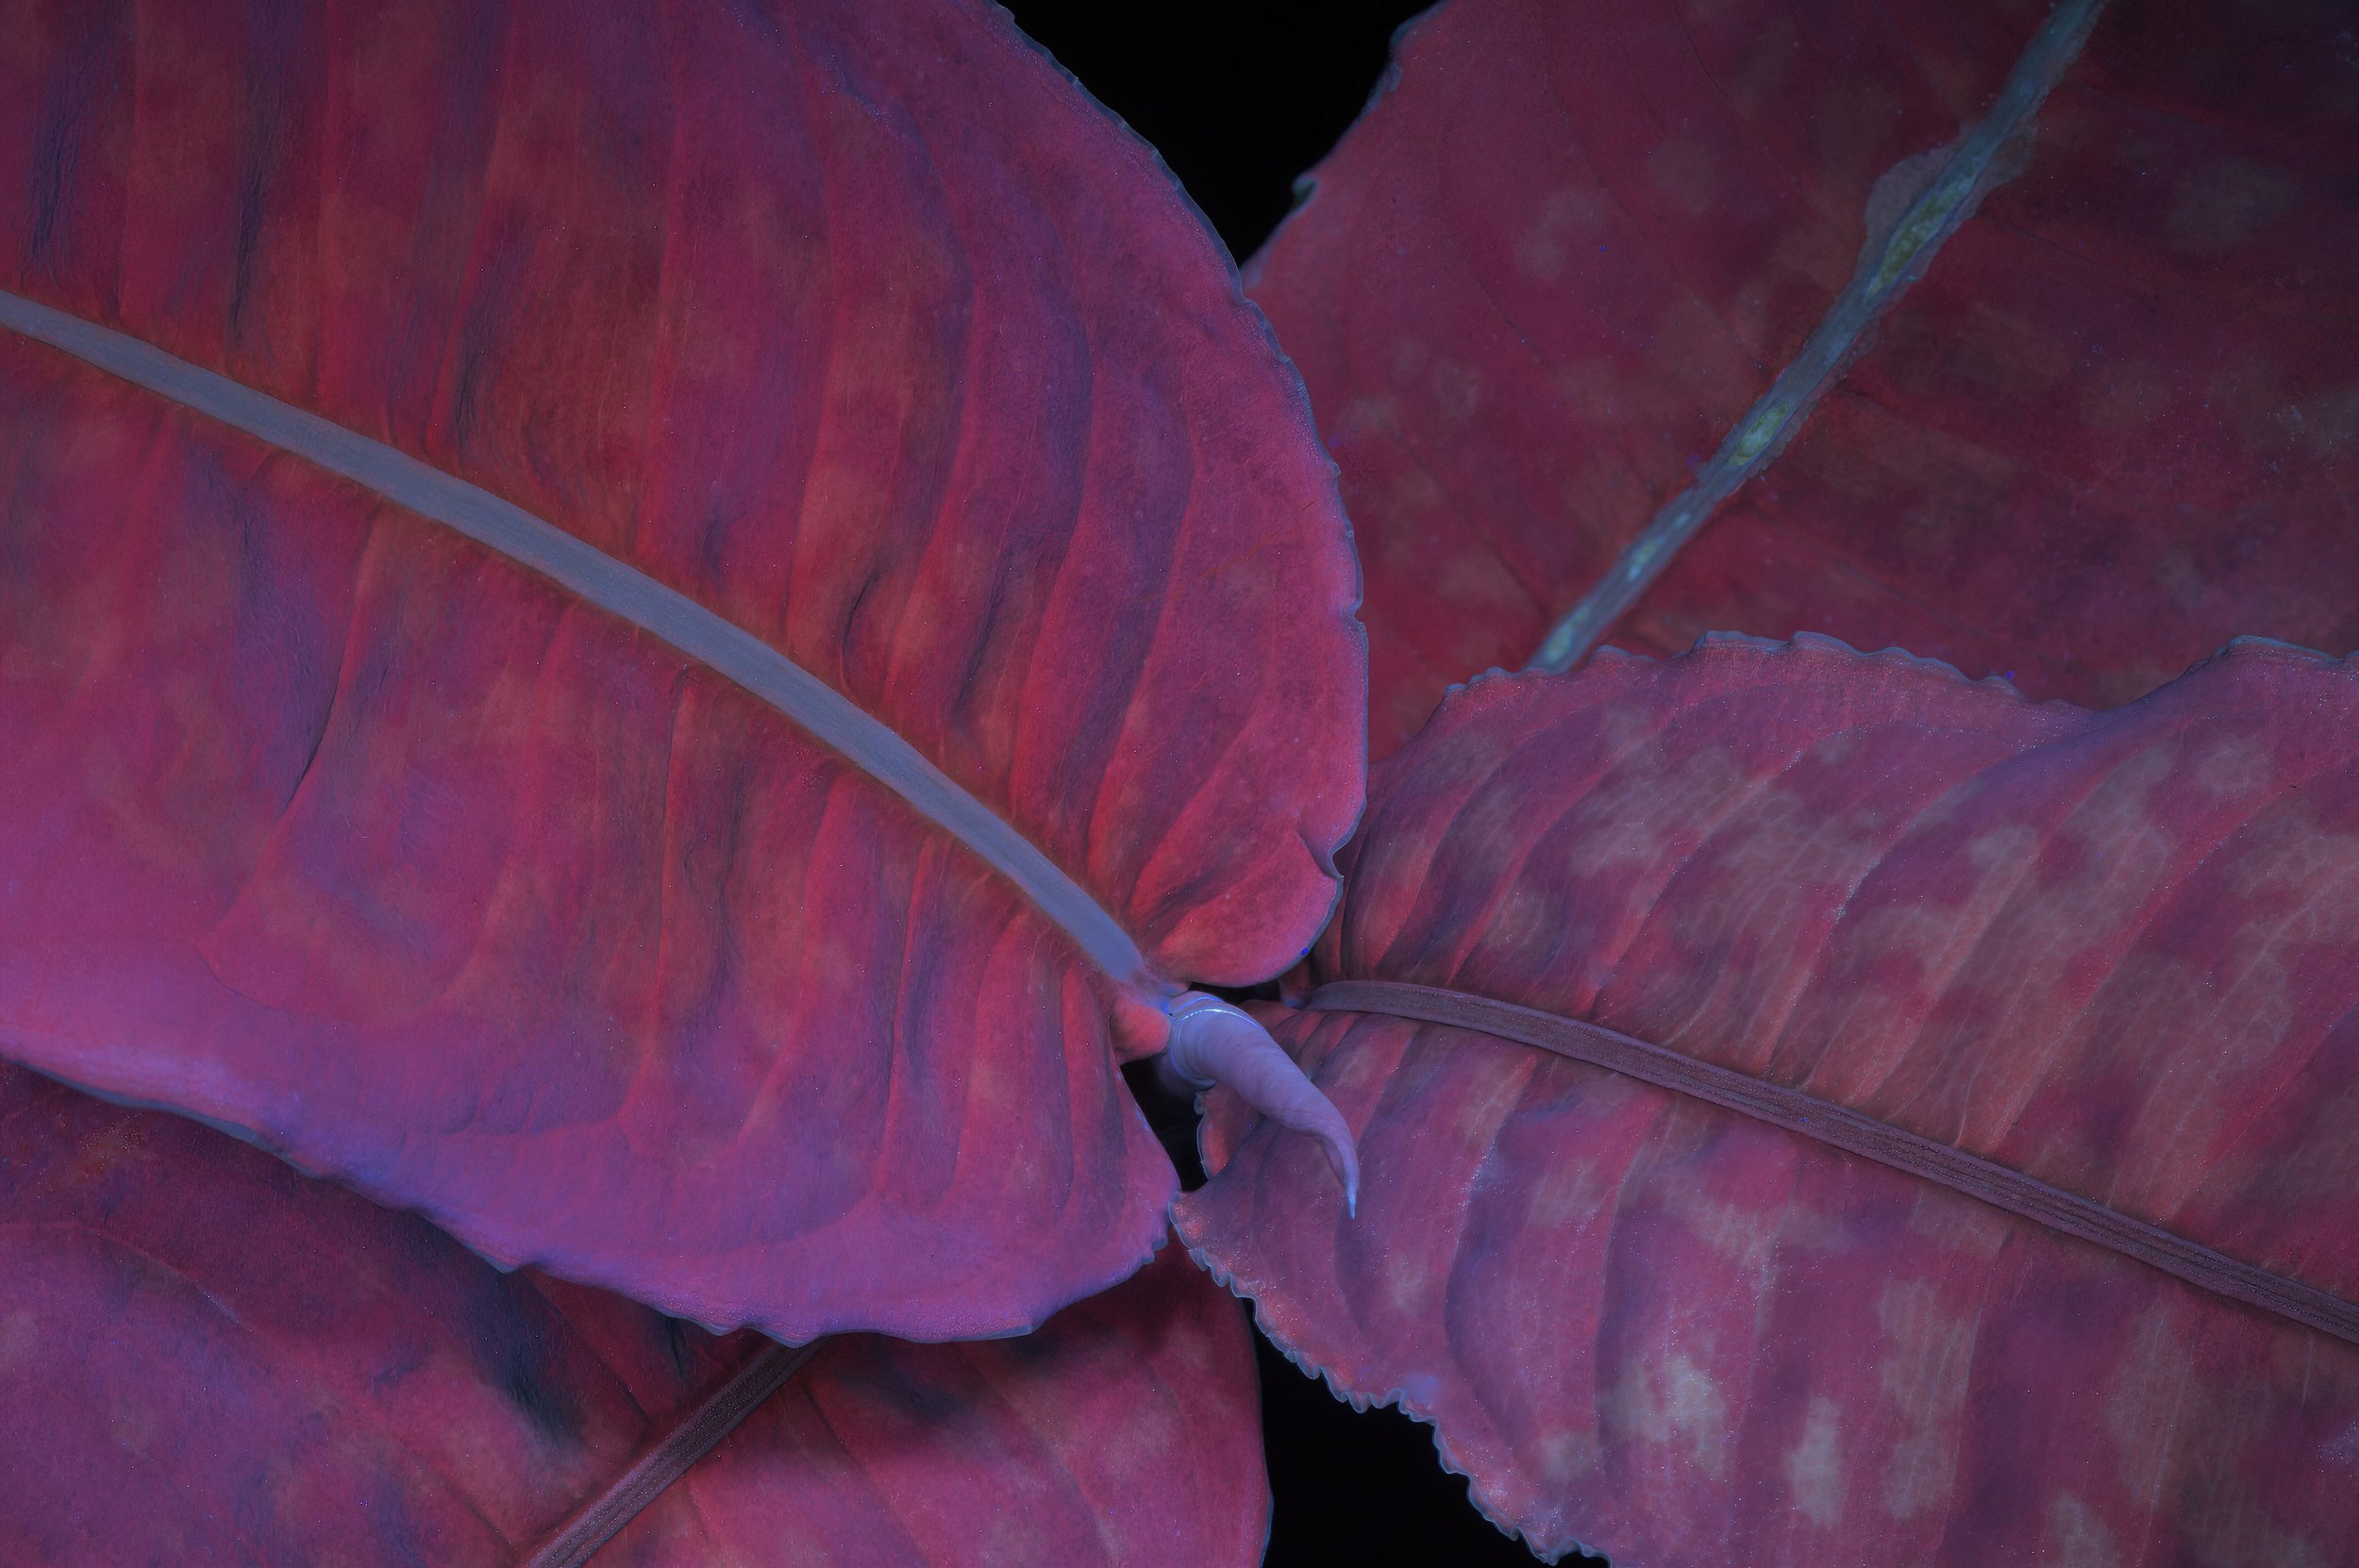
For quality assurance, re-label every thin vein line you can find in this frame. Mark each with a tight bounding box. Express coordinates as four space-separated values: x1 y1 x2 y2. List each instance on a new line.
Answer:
0 287 1150 992
522 1339 820 1568
1313 979 2359 1350
1528 0 2110 673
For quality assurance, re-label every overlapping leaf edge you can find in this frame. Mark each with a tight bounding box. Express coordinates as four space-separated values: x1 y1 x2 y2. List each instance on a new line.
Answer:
0 0 1369 1343
1182 627 2359 1565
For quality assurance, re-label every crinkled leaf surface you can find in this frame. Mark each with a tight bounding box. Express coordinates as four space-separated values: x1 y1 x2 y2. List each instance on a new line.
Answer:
1178 637 2359 1564
0 1063 1267 1567
1252 0 2359 755
0 0 1363 1339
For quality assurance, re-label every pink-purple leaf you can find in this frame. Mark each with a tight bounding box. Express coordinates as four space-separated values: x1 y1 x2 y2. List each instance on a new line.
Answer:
1250 0 2359 754
0 0 1364 1340
1178 635 2359 1565
0 1062 1269 1567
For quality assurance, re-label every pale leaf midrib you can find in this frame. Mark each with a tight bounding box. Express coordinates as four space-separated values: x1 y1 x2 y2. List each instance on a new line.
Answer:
0 287 1150 991
1528 0 2110 673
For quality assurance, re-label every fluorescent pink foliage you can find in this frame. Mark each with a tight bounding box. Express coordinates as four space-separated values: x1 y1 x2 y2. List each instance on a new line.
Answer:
0 1063 1268 1566
0 0 1364 1341
1180 636 2359 1564
1250 0 2359 754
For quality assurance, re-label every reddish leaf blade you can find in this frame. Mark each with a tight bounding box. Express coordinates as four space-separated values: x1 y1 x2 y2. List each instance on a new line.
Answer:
0 1064 1268 1567
1252 0 2359 754
1177 637 2359 1564
598 1246 1269 1567
0 0 1364 1337
1630 1 2359 703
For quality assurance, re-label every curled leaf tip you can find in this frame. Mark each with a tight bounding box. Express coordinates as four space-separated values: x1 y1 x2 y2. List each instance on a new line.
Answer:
1162 993 1359 1215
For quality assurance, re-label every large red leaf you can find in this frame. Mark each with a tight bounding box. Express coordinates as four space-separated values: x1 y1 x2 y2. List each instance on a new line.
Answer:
1177 636 2359 1564
1251 0 2359 755
0 1062 1267 1566
0 0 1363 1339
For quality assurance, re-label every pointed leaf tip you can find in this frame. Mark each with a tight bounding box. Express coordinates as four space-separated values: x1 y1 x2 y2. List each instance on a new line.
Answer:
1163 993 1360 1214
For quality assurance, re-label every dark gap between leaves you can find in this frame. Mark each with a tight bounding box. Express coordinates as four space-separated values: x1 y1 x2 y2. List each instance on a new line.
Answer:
1024 1 1603 1559
1124 1032 1590 1567
1001 0 1434 263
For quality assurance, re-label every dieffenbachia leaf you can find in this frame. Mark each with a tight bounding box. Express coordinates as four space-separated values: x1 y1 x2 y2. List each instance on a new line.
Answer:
1177 635 2359 1564
1250 0 2359 755
0 1063 1268 1566
0 0 1363 1339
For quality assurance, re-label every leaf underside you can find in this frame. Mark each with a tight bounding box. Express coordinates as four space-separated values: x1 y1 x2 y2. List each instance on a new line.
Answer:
0 0 1364 1340
1179 636 2359 1565
0 1062 1269 1567
1250 0 2359 754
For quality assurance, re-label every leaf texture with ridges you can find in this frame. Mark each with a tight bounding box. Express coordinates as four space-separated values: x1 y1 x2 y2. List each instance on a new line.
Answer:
0 0 1364 1340
1178 635 2359 1565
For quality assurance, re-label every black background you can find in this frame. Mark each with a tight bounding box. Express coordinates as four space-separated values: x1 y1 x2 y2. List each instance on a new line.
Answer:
1000 0 1428 264
997 2 1598 1560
